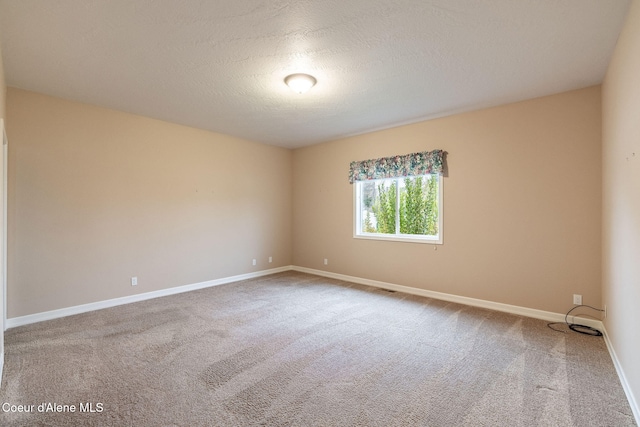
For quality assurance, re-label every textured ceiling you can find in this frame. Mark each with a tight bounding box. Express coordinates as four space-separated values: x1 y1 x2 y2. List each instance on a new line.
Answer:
0 0 632 148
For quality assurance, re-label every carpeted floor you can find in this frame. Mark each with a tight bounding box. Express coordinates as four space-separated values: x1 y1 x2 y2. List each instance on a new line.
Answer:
0 271 636 426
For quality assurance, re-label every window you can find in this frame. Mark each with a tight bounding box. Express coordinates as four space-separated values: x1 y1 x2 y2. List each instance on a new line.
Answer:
354 174 442 244
349 150 444 244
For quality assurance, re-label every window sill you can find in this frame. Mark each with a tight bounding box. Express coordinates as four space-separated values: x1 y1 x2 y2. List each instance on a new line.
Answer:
354 234 442 245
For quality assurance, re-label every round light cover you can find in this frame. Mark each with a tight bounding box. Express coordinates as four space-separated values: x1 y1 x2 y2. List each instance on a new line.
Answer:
284 73 317 94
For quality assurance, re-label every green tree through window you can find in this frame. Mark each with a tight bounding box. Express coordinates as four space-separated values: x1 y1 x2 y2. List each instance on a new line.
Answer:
356 175 441 242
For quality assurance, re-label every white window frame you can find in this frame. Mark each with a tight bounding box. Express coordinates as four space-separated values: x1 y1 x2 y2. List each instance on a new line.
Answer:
353 175 443 244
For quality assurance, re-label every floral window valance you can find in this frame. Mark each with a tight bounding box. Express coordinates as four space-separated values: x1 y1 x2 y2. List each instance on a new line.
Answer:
348 150 444 184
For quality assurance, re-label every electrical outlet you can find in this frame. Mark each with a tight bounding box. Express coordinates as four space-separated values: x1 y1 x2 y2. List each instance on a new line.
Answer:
323 258 328 265
252 259 257 266
131 277 138 286
268 256 272 263
573 294 582 305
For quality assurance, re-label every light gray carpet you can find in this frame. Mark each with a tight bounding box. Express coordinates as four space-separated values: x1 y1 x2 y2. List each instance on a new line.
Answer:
0 271 636 426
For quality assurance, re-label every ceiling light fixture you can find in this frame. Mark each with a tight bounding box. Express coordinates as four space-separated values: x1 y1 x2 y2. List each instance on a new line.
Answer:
284 73 317 94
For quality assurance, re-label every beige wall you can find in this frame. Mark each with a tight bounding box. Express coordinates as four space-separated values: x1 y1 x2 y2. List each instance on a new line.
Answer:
0 42 5 120
0 39 6 362
7 88 292 318
602 0 640 413
293 86 602 315
6 85 604 319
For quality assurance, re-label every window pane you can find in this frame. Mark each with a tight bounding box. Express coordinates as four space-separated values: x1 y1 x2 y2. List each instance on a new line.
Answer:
361 179 396 234
399 175 439 236
355 174 440 243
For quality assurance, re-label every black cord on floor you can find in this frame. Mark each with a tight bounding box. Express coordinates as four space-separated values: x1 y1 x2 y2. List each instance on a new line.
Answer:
547 322 567 333
547 304 604 336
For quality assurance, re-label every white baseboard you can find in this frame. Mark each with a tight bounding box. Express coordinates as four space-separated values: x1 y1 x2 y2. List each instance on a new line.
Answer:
7 265 605 332
601 325 640 425
8 265 604 331
6 266 293 329
292 266 604 330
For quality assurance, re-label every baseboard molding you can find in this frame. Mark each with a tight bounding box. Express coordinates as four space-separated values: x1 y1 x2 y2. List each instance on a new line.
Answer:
7 265 605 331
601 325 640 425
0 351 4 388
7 265 605 332
6 266 293 329
292 266 604 330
